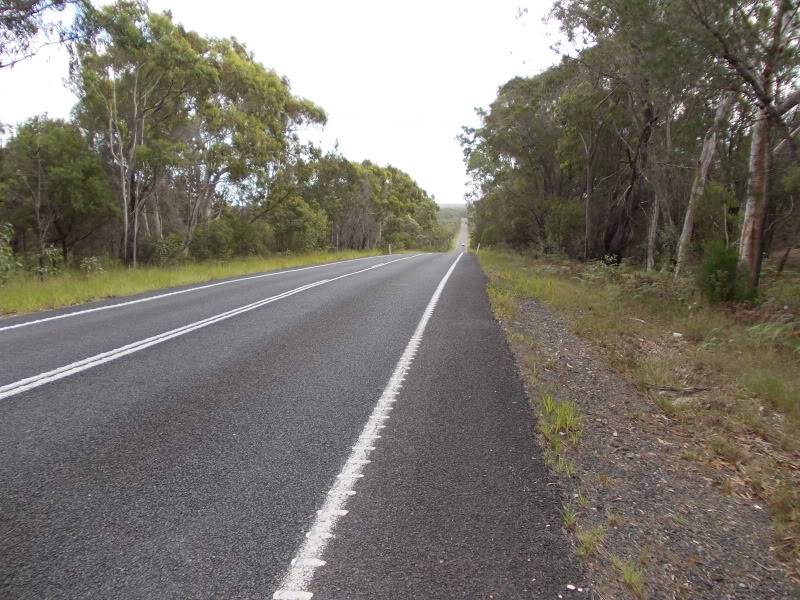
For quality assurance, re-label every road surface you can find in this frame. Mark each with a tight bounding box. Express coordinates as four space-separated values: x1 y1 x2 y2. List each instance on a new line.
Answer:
0 223 579 598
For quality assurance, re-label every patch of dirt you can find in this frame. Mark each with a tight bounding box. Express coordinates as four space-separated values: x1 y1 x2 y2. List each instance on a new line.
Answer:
507 299 799 600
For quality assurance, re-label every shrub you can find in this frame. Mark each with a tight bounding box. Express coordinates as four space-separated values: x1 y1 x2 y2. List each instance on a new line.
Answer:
140 234 186 265
33 245 64 278
229 218 273 256
0 223 18 285
79 256 105 275
698 240 754 302
189 220 235 261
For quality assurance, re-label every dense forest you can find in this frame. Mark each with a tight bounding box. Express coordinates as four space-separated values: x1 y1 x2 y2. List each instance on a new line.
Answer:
0 1 450 275
462 0 800 292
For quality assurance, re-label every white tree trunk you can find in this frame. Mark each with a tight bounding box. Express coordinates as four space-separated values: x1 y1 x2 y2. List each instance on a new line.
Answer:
646 191 660 271
739 106 772 287
674 94 733 278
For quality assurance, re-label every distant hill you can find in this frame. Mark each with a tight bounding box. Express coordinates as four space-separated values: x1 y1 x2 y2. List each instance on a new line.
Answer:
437 204 467 231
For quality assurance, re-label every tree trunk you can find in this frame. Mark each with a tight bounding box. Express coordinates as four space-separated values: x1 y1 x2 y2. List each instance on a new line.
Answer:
131 202 140 269
153 197 163 239
604 104 657 257
584 161 594 260
739 106 772 288
777 245 793 273
646 189 661 271
674 94 734 278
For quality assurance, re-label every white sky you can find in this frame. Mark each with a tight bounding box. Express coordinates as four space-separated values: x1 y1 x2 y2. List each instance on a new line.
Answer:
0 1 561 205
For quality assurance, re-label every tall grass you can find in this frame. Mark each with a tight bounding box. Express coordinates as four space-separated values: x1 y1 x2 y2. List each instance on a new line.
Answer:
0 250 384 315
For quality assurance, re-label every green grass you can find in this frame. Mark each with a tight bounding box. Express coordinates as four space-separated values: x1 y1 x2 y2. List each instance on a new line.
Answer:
562 503 578 531
611 554 646 597
477 249 800 577
576 525 604 558
0 250 386 315
540 393 582 447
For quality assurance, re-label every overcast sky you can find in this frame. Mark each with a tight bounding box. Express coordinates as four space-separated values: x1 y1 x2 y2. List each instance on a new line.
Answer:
0 1 560 205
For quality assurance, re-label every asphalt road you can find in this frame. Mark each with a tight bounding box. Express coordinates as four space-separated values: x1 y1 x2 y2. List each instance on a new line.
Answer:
0 222 580 599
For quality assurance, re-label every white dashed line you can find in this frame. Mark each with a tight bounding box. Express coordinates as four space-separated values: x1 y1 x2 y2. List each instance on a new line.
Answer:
272 252 463 599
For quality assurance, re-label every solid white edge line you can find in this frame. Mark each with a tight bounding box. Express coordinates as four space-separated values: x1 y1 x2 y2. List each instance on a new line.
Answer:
0 254 420 401
272 251 463 599
0 254 397 333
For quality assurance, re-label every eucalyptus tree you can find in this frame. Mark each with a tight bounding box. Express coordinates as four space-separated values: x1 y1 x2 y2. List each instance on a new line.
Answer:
679 0 800 286
71 1 210 266
553 58 626 258
461 67 573 249
552 0 713 266
177 37 325 244
0 0 86 69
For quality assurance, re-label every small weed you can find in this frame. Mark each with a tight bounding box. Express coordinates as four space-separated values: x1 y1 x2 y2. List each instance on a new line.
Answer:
555 456 575 477
611 554 645 597
672 513 689 527
770 484 800 559
575 488 589 509
681 449 703 462
634 355 678 388
562 504 578 531
486 282 516 321
576 526 604 558
539 393 582 447
606 511 623 528
709 435 745 464
740 368 799 420
596 472 614 486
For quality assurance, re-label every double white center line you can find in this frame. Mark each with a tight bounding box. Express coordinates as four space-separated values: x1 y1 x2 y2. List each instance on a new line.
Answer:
0 255 418 401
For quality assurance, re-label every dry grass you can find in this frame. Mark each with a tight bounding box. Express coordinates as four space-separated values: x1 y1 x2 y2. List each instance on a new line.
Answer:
478 249 800 578
576 525 605 558
611 554 646 598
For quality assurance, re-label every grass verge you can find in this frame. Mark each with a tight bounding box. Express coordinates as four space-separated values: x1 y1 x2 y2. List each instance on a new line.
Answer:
0 250 386 315
478 248 800 579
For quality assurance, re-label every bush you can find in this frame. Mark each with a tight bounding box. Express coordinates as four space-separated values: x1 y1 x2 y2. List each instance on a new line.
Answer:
189 220 235 261
32 245 64 279
229 218 273 256
698 240 754 302
0 223 18 285
79 256 105 275
140 234 186 266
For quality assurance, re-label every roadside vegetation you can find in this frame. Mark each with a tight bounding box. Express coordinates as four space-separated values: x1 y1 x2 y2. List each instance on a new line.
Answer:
480 249 800 587
462 1 800 297
464 1 800 591
0 1 451 309
0 249 386 315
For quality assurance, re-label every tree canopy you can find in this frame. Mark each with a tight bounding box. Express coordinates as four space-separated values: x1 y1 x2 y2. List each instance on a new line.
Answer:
0 0 449 271
463 0 800 288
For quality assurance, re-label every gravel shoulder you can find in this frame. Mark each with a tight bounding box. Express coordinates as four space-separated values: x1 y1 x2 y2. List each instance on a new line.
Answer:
500 298 798 599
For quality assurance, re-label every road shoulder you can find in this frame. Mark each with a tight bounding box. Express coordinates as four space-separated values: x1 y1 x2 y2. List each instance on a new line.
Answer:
485 277 799 598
